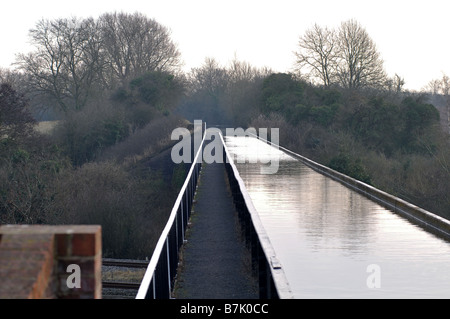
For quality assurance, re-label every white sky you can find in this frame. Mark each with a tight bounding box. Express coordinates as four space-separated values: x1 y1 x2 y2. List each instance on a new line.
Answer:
0 0 449 91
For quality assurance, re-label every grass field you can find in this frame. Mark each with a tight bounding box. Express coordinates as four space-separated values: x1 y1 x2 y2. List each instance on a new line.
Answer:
36 121 59 134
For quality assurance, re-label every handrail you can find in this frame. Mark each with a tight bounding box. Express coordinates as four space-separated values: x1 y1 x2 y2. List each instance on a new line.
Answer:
136 124 206 299
220 132 294 299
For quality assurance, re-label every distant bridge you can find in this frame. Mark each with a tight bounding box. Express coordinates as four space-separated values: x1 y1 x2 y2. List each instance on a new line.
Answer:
136 124 450 299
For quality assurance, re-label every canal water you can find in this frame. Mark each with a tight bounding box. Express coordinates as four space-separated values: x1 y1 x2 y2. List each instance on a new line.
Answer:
224 135 450 299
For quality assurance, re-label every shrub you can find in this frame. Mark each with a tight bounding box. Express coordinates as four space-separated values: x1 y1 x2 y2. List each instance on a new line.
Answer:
0 134 71 224
49 161 155 258
0 84 71 224
99 114 187 163
261 73 306 115
328 153 372 184
310 104 339 126
52 102 129 165
399 97 440 153
0 83 36 141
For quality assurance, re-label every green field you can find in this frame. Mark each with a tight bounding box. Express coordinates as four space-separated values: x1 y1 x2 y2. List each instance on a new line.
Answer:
36 121 59 134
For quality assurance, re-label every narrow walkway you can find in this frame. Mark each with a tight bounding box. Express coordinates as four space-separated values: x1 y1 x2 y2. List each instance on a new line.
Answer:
173 161 258 299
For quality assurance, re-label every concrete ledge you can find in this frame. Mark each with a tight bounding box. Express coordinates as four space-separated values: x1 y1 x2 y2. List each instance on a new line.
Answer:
220 133 294 299
0 225 102 299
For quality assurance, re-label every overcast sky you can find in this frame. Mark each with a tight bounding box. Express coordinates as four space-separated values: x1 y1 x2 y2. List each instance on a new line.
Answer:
1 0 449 91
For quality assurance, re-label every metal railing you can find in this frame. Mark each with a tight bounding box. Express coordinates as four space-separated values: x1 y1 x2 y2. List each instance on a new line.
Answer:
136 124 206 299
220 132 294 299
136 126 294 299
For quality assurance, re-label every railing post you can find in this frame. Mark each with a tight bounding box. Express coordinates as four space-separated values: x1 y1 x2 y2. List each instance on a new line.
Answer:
152 274 156 298
180 204 185 243
166 237 171 297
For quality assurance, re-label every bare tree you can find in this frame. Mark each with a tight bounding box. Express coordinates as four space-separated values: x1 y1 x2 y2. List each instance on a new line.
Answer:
426 78 442 95
294 24 338 86
16 17 102 112
189 58 228 98
442 74 450 134
385 73 406 93
227 54 271 83
394 74 406 92
295 20 387 89
225 56 271 126
425 73 450 133
98 12 182 86
441 74 450 96
336 19 387 89
0 68 22 88
426 74 449 95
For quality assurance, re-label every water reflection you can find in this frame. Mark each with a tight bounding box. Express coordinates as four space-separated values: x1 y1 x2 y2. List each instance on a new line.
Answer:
225 136 450 299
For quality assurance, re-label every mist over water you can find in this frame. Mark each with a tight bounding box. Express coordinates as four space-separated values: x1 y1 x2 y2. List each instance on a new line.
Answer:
225 136 450 299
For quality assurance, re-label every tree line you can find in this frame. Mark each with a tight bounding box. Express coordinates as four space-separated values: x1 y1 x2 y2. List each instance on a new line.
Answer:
15 12 181 114
0 12 188 258
0 12 449 259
